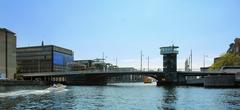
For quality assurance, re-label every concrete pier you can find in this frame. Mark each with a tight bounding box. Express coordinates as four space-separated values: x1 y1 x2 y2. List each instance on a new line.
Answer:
186 78 204 86
204 75 236 87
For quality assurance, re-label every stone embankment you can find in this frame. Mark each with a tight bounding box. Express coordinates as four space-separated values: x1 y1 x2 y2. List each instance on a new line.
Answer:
0 80 47 86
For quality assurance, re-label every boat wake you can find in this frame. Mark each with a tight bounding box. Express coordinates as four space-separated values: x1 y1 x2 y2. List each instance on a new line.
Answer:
0 90 50 97
0 86 68 98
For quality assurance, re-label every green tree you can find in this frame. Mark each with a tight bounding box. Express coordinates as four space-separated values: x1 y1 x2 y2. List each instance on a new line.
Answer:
209 53 240 71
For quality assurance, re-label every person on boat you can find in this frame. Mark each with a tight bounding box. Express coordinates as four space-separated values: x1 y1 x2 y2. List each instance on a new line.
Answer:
53 84 57 88
50 81 55 86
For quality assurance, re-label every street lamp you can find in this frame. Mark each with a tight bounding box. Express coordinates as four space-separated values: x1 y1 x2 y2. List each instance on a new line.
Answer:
102 52 108 72
203 55 208 67
140 50 144 71
147 56 149 71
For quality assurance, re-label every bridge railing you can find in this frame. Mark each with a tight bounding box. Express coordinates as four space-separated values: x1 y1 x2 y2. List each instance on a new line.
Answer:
19 69 165 76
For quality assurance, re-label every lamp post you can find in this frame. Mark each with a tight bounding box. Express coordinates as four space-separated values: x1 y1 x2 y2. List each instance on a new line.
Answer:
115 57 118 66
203 55 208 67
147 56 149 71
140 50 144 71
102 52 109 72
102 52 105 72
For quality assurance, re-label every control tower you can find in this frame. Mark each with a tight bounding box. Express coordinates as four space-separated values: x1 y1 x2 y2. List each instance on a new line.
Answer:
160 45 179 84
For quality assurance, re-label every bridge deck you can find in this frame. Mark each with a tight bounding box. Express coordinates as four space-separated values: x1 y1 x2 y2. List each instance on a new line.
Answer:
178 71 235 76
19 71 165 77
18 71 236 78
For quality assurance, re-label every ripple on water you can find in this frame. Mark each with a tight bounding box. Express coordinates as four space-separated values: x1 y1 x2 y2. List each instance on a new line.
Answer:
0 84 240 110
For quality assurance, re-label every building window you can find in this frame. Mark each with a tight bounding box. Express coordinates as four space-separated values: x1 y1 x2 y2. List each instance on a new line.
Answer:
53 52 73 65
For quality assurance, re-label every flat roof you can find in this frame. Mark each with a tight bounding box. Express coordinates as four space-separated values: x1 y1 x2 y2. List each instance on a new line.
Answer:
160 45 179 49
160 45 179 55
0 28 15 34
17 45 71 51
75 60 94 62
17 45 73 55
17 45 53 49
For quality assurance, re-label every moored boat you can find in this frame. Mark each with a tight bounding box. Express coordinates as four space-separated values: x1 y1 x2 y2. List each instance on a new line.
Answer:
144 76 153 83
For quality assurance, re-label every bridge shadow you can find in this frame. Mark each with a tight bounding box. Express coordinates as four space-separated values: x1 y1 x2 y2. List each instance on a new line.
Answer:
158 86 177 110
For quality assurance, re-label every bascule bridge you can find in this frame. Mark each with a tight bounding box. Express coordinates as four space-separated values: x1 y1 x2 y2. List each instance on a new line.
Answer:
18 45 233 86
157 45 179 85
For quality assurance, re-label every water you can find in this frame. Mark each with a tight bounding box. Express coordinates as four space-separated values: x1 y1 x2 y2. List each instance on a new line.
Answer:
0 83 240 110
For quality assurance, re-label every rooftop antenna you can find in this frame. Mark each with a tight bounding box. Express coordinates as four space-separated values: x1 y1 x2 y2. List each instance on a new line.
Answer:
190 49 192 71
147 56 149 71
171 41 175 46
140 50 143 71
115 57 118 66
41 41 44 46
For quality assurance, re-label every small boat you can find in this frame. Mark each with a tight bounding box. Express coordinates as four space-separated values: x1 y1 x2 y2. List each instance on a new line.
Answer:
144 76 153 83
47 83 66 91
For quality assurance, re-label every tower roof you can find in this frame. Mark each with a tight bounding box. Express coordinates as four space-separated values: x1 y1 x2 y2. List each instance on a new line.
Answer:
160 45 179 55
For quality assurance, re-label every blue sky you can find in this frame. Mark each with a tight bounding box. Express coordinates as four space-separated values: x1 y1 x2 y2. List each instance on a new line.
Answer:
1 0 240 70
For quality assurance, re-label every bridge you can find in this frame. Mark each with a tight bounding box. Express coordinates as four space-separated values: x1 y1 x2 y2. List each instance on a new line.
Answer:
17 45 236 86
18 70 233 86
18 71 163 85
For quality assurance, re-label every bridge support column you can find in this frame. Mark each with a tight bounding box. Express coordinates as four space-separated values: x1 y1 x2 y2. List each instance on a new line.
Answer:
159 45 179 86
156 72 178 86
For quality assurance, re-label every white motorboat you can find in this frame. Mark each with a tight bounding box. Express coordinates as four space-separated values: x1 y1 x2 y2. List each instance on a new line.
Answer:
47 84 66 91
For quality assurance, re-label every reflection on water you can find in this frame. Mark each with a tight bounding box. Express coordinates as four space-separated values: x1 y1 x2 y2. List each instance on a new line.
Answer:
0 83 240 110
161 86 177 110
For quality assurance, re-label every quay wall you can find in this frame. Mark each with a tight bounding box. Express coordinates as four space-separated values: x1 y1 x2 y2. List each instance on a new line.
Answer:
236 73 240 82
0 80 47 86
204 75 236 87
186 78 204 86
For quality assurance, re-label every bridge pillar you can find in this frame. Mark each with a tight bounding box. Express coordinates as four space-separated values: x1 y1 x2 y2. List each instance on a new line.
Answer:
158 45 179 86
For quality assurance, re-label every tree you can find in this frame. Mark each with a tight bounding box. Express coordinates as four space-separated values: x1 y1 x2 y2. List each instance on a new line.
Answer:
209 53 240 71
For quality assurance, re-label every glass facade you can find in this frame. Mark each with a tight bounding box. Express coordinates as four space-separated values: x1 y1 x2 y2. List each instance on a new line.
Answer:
17 45 73 73
53 52 73 71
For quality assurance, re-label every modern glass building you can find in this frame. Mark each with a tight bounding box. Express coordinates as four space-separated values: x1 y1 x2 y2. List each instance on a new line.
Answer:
0 28 16 79
17 45 73 73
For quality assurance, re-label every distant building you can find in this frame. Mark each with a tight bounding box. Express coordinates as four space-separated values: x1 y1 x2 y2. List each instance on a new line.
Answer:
72 59 118 71
69 60 95 71
118 67 137 72
17 45 73 73
76 60 96 70
67 61 86 71
200 67 210 72
185 59 190 71
0 28 16 80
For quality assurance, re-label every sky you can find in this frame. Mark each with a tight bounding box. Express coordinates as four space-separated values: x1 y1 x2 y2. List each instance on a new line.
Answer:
0 0 240 70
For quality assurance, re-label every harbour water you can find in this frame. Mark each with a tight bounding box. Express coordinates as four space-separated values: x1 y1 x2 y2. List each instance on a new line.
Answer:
0 83 240 110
